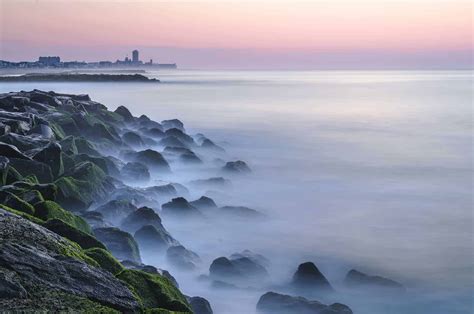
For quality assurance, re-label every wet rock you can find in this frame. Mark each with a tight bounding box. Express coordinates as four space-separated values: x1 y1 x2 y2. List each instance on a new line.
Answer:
114 105 134 123
0 133 49 152
190 196 218 210
32 142 64 178
81 211 110 229
222 160 251 173
256 292 352 314
122 131 144 148
162 197 203 217
166 245 201 270
0 268 28 299
134 225 178 253
129 149 170 172
120 206 163 234
121 162 150 182
0 142 31 160
94 227 141 263
188 296 214 314
95 200 137 226
121 260 179 288
230 250 271 268
291 262 333 292
161 119 185 132
9 158 53 183
344 269 405 293
209 256 268 282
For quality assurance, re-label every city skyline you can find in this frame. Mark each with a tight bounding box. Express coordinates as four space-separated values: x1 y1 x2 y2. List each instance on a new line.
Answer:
1 0 472 69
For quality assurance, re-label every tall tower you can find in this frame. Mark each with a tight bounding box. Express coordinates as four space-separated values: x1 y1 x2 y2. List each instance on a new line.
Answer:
132 50 139 63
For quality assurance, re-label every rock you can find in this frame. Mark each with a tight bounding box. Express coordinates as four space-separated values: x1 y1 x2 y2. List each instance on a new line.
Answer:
190 196 218 210
219 206 265 219
201 138 224 152
0 132 49 151
120 206 163 234
81 211 110 229
230 250 271 268
180 151 202 164
120 260 179 287
166 245 201 270
122 131 144 148
256 292 352 314
114 105 134 123
159 135 188 148
32 142 64 178
209 256 268 282
165 128 195 145
0 209 139 312
94 227 141 263
34 200 92 234
344 269 405 293
8 158 53 183
43 218 106 250
190 177 231 189
131 149 170 172
84 247 124 275
291 262 333 292
95 200 137 226
209 257 240 278
142 127 164 139
120 162 150 182
0 142 30 160
161 119 185 132
0 268 28 299
134 225 178 253
188 296 214 314
162 197 203 217
222 160 251 173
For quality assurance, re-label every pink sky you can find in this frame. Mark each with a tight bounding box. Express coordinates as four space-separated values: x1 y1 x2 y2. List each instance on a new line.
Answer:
0 0 472 69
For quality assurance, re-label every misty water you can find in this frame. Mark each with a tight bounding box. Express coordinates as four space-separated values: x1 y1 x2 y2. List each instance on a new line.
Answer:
1 70 472 313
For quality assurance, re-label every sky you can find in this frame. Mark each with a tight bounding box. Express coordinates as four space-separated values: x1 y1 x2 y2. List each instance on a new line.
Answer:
0 0 472 69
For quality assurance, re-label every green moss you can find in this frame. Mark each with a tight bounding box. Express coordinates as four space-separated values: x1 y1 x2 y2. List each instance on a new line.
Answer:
34 200 92 234
74 137 101 156
85 247 124 275
44 219 106 250
22 174 39 185
1 192 35 215
0 204 44 225
49 122 66 140
57 238 100 268
54 176 92 211
116 269 191 313
59 135 79 155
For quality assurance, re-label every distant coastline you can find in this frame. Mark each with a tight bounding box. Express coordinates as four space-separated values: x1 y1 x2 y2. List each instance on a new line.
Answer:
0 73 159 82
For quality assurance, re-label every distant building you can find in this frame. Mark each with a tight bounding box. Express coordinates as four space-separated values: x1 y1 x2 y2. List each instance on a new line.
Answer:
38 56 61 66
132 50 139 63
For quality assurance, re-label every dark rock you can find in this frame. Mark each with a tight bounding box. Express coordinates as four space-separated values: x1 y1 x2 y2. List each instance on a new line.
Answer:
9 158 53 183
222 160 251 173
166 245 201 270
81 211 110 229
94 227 141 263
201 138 224 152
161 119 185 132
120 206 163 234
291 262 333 292
121 162 150 182
256 292 352 314
43 218 106 250
188 296 213 314
209 255 268 283
190 196 218 210
344 269 405 293
120 260 179 288
134 225 179 253
131 149 170 172
0 133 49 151
95 200 137 226
162 197 202 217
159 135 188 148
209 257 240 278
180 151 202 164
114 106 134 122
230 250 270 268
0 142 31 160
32 142 64 178
142 127 164 139
0 268 28 299
165 128 195 145
122 131 144 148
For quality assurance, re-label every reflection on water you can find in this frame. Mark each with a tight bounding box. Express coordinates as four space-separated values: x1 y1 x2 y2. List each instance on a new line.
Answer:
0 70 472 313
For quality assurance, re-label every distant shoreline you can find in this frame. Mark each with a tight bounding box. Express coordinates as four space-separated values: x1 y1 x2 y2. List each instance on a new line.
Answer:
0 73 159 82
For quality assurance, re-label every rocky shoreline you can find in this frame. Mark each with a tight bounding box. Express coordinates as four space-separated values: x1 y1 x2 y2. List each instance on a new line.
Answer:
0 73 158 82
0 90 405 313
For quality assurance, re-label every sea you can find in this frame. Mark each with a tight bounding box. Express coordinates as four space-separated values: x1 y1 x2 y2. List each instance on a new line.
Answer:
0 70 472 314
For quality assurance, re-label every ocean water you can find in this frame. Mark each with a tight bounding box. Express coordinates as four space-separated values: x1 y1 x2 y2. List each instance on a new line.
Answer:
0 70 472 313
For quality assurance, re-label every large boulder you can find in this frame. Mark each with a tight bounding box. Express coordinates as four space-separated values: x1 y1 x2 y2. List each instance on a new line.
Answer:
187 296 213 314
94 227 141 263
230 250 270 268
164 128 195 145
222 160 251 173
0 142 30 160
161 119 185 132
32 142 64 178
95 200 137 226
291 262 333 292
162 197 202 218
120 162 150 183
344 269 405 293
114 105 134 123
8 158 53 183
120 206 163 234
190 196 218 210
209 255 268 282
200 138 224 152
256 292 352 314
166 245 201 270
134 225 179 253
0 209 139 312
130 149 170 172
122 131 144 148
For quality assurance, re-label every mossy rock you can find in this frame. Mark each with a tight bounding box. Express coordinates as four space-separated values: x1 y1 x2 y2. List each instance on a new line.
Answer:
0 161 23 185
116 269 191 313
44 218 106 250
74 137 101 156
73 154 109 175
22 175 39 185
13 181 57 201
0 204 44 225
85 247 124 275
34 200 92 234
8 158 53 183
20 189 44 205
49 122 67 140
94 227 141 263
59 136 79 155
0 191 35 215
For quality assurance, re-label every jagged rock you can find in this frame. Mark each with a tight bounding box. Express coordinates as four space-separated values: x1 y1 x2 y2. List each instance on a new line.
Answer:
94 227 141 263
141 127 164 139
95 200 137 226
0 142 31 160
121 162 150 182
162 197 202 217
29 123 55 139
201 138 224 152
0 209 139 312
166 245 201 270
165 128 195 145
120 260 179 288
161 119 185 132
114 106 134 123
256 292 352 314
33 142 64 178
129 149 170 172
43 218 106 250
9 158 53 183
122 131 144 148
344 269 405 293
230 250 270 268
120 206 163 234
81 211 110 229
209 256 268 282
159 135 188 148
190 196 218 210
187 296 214 314
222 160 251 173
134 225 178 253
0 133 49 151
291 262 333 292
